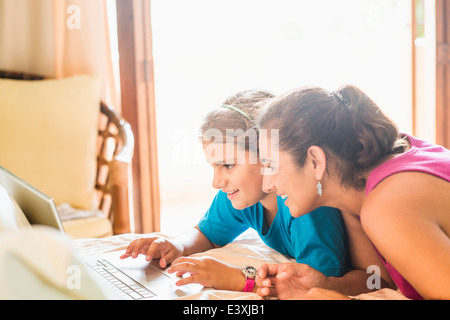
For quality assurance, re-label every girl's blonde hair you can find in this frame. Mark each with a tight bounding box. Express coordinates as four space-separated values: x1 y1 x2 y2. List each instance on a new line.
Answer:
201 89 274 152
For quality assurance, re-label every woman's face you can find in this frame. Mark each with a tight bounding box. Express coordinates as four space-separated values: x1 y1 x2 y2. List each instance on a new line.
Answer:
260 136 318 217
203 142 268 210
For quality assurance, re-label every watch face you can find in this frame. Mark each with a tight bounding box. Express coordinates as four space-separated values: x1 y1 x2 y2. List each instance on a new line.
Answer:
244 266 257 278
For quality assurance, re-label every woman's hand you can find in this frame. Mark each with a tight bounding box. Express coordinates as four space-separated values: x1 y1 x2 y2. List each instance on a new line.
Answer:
301 288 351 300
120 236 184 268
256 263 331 299
168 256 246 291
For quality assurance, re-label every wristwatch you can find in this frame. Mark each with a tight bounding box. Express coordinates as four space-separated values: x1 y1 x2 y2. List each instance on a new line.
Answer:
241 265 257 292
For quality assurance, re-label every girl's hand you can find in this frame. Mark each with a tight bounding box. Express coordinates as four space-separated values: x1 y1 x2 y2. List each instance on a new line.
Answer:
120 236 184 268
168 256 246 291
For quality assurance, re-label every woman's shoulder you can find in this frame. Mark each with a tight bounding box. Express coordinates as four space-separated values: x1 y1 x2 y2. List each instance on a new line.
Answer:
364 171 450 223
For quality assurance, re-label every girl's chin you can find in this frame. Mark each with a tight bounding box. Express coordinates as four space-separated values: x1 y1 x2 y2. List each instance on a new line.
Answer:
228 191 261 210
229 198 257 210
230 201 247 210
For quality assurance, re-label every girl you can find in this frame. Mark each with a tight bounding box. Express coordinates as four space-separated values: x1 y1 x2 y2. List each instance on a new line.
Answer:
121 90 349 292
256 85 450 300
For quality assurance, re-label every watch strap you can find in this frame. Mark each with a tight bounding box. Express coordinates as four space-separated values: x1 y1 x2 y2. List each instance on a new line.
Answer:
242 278 255 292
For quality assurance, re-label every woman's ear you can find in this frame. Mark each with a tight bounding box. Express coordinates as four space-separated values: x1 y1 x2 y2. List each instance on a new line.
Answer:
306 146 327 180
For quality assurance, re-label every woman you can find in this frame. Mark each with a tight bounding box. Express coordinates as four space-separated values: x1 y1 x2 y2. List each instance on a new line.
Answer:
256 85 450 300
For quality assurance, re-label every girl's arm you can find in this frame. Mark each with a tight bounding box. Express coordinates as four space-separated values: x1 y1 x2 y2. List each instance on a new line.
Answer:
167 227 252 292
177 225 220 256
168 256 251 292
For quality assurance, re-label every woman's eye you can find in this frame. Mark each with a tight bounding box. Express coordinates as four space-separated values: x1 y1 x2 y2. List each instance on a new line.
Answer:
224 164 235 170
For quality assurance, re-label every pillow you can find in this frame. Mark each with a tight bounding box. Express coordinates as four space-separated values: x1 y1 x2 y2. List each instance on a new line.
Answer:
0 184 31 232
0 227 113 299
0 75 101 209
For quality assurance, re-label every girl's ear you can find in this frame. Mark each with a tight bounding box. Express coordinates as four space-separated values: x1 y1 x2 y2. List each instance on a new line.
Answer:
306 146 327 180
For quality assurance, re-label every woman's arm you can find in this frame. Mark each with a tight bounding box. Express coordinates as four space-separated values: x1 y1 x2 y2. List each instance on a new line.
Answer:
362 172 450 299
256 211 396 299
328 211 395 295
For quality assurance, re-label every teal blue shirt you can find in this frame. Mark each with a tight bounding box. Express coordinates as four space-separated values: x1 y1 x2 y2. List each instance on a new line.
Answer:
198 191 349 277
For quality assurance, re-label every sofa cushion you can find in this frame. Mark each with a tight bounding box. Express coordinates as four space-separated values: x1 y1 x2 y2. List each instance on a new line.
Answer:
0 75 101 210
62 217 112 239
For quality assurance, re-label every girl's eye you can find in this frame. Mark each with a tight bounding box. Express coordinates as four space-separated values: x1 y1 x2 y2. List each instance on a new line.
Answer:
264 166 274 173
224 164 235 170
263 163 277 174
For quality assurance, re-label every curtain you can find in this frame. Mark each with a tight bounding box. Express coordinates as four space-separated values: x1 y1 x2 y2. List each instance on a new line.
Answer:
0 0 118 109
115 0 160 233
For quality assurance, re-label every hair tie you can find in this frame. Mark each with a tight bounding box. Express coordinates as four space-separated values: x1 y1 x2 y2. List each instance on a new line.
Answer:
331 91 350 107
221 104 253 121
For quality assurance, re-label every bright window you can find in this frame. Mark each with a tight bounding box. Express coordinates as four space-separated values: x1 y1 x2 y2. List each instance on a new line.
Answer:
150 0 414 235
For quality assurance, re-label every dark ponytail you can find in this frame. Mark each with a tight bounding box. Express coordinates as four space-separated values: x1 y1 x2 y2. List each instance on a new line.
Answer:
259 85 407 190
337 85 407 169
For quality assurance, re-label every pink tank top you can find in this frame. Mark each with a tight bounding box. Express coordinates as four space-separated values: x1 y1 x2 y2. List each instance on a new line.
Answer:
365 134 450 300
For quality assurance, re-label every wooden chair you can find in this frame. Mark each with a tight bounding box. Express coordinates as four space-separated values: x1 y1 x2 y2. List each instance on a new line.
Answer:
0 70 134 236
95 101 134 235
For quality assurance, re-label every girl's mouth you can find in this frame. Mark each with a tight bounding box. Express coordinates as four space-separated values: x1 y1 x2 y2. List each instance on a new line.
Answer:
226 189 239 199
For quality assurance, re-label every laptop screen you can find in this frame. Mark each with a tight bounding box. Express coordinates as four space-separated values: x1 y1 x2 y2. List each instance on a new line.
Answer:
0 165 64 232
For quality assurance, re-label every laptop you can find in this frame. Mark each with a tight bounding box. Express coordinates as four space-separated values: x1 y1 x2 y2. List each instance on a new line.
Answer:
0 165 202 300
0 165 64 232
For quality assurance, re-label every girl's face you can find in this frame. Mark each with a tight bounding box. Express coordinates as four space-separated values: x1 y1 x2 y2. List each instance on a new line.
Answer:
260 138 318 218
203 142 267 210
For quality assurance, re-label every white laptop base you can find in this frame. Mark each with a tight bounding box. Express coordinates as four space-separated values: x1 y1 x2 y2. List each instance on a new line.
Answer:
85 251 203 300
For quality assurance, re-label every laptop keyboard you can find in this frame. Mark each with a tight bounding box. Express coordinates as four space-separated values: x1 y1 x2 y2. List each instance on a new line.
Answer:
90 259 156 300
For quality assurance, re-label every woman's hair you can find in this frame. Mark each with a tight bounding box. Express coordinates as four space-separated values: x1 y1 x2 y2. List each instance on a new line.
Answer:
258 85 408 190
200 89 275 152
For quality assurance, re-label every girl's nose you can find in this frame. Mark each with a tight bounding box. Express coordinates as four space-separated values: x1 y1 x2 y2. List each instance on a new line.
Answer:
212 170 226 190
262 173 276 193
